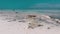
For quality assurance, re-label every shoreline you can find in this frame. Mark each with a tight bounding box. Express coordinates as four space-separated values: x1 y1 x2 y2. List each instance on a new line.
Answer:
0 11 60 34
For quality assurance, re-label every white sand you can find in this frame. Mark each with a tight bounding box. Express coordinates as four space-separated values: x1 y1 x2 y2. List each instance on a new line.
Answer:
0 11 60 34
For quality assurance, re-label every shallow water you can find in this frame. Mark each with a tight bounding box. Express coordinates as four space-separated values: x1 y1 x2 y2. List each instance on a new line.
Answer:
0 10 60 19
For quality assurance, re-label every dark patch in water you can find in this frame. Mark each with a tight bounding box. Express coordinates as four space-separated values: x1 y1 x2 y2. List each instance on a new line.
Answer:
15 12 18 14
49 16 60 19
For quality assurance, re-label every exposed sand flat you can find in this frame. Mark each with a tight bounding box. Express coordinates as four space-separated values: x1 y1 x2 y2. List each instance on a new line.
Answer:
0 11 60 34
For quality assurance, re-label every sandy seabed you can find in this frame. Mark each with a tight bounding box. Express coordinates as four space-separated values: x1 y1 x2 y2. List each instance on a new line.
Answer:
0 11 60 34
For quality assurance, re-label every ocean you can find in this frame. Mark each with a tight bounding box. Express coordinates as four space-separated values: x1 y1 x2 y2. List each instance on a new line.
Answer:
0 0 60 19
0 0 60 9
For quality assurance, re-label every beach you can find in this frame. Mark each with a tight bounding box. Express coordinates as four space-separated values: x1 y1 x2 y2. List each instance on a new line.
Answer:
0 11 60 34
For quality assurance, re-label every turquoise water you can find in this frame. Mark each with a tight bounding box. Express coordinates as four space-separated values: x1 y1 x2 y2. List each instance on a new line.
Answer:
0 0 60 19
0 0 60 9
